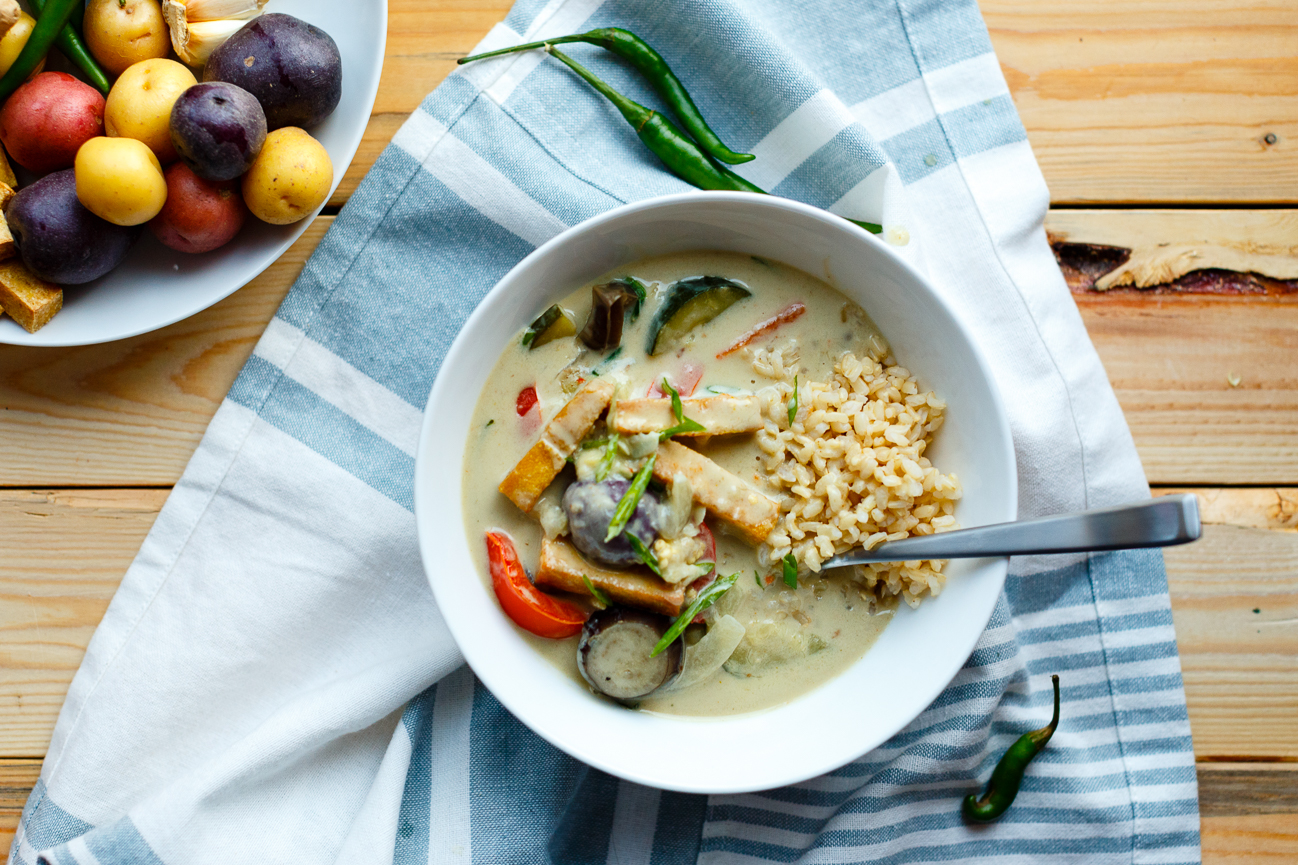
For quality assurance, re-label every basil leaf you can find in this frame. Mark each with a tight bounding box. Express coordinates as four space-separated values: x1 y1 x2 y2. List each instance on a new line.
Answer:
651 571 739 657
618 277 647 321
783 552 798 588
582 575 611 608
788 375 799 426
627 533 661 576
604 453 656 542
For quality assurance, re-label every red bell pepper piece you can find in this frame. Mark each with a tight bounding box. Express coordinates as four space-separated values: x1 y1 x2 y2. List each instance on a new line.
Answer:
485 531 587 639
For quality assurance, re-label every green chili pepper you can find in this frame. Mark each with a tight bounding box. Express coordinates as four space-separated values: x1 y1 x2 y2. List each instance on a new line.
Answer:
0 0 84 102
461 28 754 165
962 674 1061 822
459 41 883 235
546 47 883 235
32 0 111 95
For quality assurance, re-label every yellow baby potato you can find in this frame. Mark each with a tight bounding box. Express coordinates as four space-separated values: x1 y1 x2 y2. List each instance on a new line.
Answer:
0 11 36 78
75 136 167 226
104 58 196 164
84 0 170 76
242 127 333 225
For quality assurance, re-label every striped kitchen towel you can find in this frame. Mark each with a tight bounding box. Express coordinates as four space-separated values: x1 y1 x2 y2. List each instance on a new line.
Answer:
10 0 1200 863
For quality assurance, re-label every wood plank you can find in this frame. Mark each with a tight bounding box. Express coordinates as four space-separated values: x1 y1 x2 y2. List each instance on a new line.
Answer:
1078 292 1298 485
0 767 1293 862
0 487 1292 758
1046 209 1298 253
1157 489 1298 762
981 0 1298 204
0 220 327 488
0 490 165 756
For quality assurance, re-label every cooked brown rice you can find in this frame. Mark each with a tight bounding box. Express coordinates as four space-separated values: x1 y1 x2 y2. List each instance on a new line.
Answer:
750 340 961 608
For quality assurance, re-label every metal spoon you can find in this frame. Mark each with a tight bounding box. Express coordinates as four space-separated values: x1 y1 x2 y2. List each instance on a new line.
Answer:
821 494 1201 567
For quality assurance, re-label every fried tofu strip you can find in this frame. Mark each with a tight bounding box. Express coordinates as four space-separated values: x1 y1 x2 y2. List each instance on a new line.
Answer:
537 538 685 617
0 146 14 189
0 209 14 261
0 259 61 333
611 394 763 437
499 378 615 512
654 440 779 544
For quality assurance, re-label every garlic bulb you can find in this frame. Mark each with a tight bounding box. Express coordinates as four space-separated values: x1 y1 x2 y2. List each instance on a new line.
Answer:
162 0 269 66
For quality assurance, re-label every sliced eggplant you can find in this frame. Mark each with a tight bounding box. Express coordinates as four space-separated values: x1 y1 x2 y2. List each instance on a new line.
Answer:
646 276 751 356
578 607 683 701
522 304 577 349
579 283 632 351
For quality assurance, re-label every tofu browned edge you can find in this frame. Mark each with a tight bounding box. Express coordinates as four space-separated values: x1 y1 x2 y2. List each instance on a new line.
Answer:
610 394 764 437
498 377 616 512
537 538 685 617
0 259 62 334
654 439 779 544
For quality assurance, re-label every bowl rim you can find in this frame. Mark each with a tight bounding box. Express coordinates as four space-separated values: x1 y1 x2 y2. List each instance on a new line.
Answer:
415 190 1017 793
0 0 390 348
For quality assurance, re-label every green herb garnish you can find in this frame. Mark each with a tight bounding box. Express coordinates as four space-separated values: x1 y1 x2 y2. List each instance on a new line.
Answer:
582 575 611 608
657 376 706 439
788 375 799 426
485 419 495 428
783 552 798 588
605 453 656 542
754 569 763 588
595 434 620 481
627 533 661 576
651 571 739 657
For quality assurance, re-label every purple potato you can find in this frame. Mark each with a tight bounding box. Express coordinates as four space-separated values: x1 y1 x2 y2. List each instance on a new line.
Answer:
578 607 682 701
563 479 662 568
203 14 342 130
5 169 137 284
170 82 267 181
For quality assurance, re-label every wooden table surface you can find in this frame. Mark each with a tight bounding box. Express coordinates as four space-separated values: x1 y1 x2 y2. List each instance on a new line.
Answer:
2 1 1296 859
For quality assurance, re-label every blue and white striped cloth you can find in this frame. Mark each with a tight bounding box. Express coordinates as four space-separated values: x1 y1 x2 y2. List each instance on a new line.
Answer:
11 1 1201 863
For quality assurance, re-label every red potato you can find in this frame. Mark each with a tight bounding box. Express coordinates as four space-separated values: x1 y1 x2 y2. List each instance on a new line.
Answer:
0 72 105 173
149 162 246 253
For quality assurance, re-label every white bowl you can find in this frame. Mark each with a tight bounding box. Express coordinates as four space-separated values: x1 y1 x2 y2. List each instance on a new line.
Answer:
415 192 1016 794
0 0 388 347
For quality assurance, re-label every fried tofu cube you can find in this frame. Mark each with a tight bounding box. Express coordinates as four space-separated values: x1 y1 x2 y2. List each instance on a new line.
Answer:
0 259 61 333
0 209 14 261
499 378 615 512
0 182 14 212
0 145 14 189
654 439 779 544
536 538 685 617
611 394 763 437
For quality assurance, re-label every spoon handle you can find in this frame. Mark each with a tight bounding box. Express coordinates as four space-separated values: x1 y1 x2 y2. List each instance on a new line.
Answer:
822 494 1201 566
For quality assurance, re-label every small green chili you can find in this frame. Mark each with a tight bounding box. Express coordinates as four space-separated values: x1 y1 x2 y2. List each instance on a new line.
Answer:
459 41 883 235
32 0 111 95
962 674 1061 822
0 0 83 102
461 27 754 164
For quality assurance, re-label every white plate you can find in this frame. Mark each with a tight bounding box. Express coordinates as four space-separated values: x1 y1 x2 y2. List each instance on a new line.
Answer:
0 0 388 346
415 192 1018 794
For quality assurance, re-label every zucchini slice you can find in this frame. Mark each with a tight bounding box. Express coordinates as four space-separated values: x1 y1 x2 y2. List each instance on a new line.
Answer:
522 303 577 349
645 276 751 356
